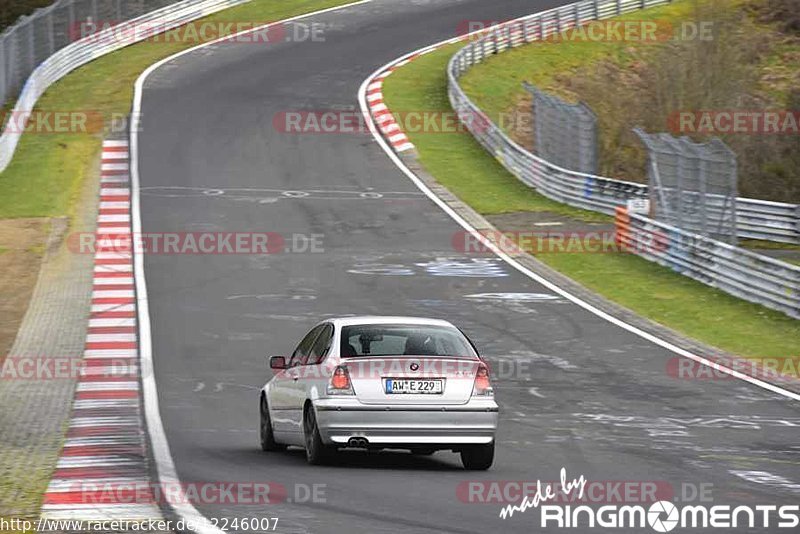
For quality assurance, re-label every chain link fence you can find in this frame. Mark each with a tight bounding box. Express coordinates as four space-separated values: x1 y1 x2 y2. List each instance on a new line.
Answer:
523 82 598 175
0 1 183 109
635 130 739 245
517 86 741 244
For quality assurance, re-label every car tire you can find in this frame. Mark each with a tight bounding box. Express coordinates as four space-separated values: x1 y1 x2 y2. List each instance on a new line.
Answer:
460 442 494 470
303 405 332 465
260 396 285 452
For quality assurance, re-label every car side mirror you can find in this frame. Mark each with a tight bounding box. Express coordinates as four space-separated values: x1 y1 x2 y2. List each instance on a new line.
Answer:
269 356 286 370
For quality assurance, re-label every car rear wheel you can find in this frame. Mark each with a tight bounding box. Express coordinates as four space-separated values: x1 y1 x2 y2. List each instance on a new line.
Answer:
260 396 285 452
460 442 494 470
303 406 332 465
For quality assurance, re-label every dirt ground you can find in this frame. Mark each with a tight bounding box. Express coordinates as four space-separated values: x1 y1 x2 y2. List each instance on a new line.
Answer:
0 219 49 359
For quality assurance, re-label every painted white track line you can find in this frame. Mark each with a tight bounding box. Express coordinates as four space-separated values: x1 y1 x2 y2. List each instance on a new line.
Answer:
357 30 800 403
129 2 374 533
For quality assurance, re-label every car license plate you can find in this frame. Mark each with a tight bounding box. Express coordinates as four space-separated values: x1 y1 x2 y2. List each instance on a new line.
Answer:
385 378 444 394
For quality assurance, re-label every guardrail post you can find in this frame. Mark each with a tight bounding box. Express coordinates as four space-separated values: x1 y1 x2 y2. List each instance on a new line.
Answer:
68 1 75 36
27 20 35 72
575 4 580 27
47 11 55 57
5 27 14 94
594 0 600 19
556 10 562 34
617 0 623 15
795 205 800 242
0 39 6 107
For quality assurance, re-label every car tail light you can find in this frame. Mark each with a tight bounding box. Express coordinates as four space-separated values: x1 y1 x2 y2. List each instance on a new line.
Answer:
327 365 354 395
472 362 493 396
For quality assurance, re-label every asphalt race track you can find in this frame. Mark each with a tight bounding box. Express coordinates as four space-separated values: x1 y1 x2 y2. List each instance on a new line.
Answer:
136 1 800 532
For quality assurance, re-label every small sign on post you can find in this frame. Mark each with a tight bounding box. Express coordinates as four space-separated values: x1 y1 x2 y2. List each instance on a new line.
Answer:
627 198 650 214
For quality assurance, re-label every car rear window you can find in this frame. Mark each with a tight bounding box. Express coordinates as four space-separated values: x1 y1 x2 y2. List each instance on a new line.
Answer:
340 324 477 358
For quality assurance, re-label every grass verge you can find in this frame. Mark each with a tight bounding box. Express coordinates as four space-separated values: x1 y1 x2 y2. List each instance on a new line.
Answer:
381 24 799 360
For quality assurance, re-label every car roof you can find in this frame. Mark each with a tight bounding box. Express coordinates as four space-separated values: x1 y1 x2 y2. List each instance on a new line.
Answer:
324 316 456 328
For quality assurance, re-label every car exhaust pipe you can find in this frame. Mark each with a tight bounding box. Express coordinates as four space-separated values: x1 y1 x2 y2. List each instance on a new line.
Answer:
347 437 369 448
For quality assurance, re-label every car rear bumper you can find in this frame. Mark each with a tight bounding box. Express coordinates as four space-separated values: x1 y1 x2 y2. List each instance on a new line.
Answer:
313 397 499 447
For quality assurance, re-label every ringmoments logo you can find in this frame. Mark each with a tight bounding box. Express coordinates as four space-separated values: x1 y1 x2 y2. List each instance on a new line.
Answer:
648 501 679 532
498 469 800 531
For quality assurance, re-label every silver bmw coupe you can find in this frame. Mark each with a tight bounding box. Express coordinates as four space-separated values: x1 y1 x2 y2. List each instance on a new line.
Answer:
259 316 499 469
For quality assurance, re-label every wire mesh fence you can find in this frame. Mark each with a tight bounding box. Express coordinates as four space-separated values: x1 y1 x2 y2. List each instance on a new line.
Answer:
523 82 598 175
0 0 180 109
635 130 739 244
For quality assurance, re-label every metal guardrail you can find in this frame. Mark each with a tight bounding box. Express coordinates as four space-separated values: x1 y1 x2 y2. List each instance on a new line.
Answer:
616 208 800 319
446 0 800 244
0 0 252 173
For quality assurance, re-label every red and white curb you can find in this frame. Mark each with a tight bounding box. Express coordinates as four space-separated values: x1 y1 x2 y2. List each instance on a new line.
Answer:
365 48 444 154
365 35 476 155
366 72 414 153
40 140 161 521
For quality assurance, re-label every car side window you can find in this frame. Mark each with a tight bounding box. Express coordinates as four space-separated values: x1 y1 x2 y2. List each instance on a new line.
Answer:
308 324 334 365
289 325 324 367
